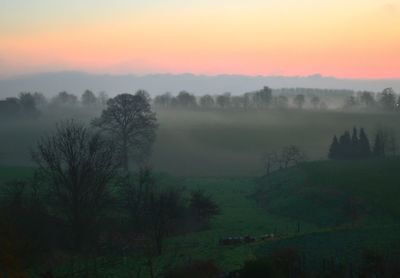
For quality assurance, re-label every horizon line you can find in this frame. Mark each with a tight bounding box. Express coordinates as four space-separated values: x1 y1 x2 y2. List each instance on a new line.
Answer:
2 70 400 81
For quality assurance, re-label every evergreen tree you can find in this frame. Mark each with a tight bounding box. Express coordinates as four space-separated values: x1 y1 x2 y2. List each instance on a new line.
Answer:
328 135 340 160
351 127 359 158
358 128 371 158
329 127 372 160
338 131 352 159
373 132 385 157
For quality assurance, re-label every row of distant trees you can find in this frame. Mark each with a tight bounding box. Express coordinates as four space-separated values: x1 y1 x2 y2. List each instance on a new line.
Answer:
1 87 399 120
345 88 400 111
154 87 328 110
329 126 398 160
0 90 108 118
154 87 400 111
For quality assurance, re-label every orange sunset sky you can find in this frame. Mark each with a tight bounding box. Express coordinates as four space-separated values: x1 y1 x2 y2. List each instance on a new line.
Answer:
0 0 399 78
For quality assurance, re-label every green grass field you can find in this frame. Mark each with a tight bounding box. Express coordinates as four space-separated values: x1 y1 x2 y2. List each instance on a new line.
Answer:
2 158 400 276
88 159 400 276
255 159 400 227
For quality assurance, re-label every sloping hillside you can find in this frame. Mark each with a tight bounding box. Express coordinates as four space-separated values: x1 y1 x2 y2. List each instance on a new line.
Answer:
254 159 400 227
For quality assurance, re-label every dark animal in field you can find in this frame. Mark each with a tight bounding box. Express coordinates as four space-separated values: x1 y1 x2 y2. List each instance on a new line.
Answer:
260 233 275 241
243 235 256 243
219 237 243 246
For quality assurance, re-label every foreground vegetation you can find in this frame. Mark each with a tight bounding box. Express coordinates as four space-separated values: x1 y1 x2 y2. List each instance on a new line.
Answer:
2 158 400 276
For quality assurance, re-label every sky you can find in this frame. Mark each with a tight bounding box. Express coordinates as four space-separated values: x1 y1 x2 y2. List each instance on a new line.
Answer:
0 0 399 78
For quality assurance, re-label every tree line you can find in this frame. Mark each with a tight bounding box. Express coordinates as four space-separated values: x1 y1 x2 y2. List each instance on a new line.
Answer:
329 126 398 160
345 88 400 111
0 90 107 119
1 87 399 120
153 87 328 110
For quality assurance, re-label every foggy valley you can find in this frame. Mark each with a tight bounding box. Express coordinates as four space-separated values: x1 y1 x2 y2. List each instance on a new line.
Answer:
1 0 400 277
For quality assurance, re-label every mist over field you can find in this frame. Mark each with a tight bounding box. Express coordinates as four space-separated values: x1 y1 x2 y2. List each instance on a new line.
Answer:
1 106 399 177
2 0 400 277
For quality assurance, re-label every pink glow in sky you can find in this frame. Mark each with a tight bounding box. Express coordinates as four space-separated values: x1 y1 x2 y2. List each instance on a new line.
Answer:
0 0 399 78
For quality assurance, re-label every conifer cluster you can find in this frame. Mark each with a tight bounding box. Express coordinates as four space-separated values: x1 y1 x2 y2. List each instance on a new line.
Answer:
329 127 371 160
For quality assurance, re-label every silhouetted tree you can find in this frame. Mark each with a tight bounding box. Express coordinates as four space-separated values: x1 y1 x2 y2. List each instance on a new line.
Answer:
263 151 281 175
276 95 289 109
176 91 197 108
231 96 246 108
331 128 372 160
32 120 118 251
372 127 398 157
243 92 253 108
199 95 215 108
359 91 375 108
32 92 47 107
154 92 173 108
336 131 352 159
345 96 357 109
254 87 272 108
379 88 396 110
19 92 40 117
120 166 154 231
373 132 385 158
280 145 305 168
51 91 78 106
387 129 398 156
189 190 219 226
93 91 157 171
216 93 231 108
121 167 187 255
351 127 359 158
81 90 97 106
293 94 305 109
358 128 371 158
328 135 340 160
310 95 321 109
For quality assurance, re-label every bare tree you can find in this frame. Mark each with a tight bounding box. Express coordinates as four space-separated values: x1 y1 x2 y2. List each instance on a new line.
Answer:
32 120 118 251
262 146 305 176
121 167 184 255
262 151 281 176
92 91 157 171
280 145 306 169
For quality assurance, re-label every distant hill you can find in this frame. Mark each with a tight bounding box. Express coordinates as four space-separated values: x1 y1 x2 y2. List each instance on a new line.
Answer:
1 71 400 98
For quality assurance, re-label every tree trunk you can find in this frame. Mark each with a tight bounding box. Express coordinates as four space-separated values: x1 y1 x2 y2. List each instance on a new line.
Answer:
122 135 129 172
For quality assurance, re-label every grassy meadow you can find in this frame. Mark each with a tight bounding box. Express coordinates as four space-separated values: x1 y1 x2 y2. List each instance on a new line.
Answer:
3 159 400 276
